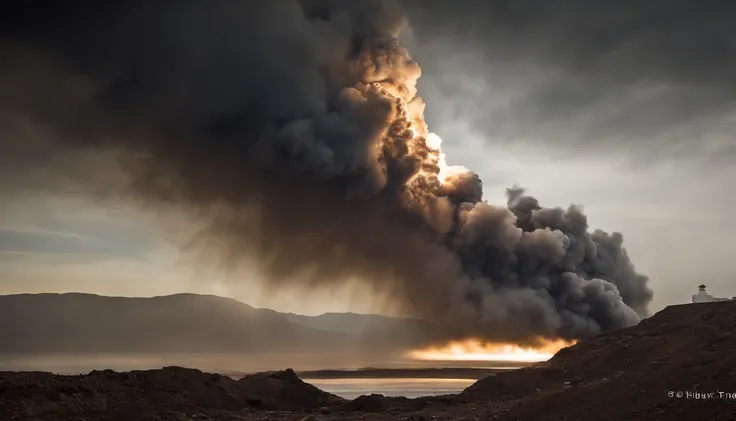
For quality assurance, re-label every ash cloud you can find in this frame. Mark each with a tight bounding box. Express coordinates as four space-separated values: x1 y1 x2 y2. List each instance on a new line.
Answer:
0 0 652 342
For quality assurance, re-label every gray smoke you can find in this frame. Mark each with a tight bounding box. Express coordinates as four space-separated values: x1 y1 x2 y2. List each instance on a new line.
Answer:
0 0 652 343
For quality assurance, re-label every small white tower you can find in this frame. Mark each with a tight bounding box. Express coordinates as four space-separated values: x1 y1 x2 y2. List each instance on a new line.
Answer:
692 284 730 303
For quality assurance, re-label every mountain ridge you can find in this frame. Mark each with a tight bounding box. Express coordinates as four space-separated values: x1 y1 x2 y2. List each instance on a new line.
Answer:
0 292 431 354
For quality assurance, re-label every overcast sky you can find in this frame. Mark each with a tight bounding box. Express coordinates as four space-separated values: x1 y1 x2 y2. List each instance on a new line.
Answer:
1 0 734 315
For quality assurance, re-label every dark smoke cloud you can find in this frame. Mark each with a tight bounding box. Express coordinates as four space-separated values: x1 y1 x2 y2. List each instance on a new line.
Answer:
0 0 652 342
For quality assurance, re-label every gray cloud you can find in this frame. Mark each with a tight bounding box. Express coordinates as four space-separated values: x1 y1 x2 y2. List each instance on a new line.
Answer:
401 0 736 163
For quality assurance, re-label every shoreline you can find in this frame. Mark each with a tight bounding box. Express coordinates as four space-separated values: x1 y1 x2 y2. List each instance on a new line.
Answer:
294 367 511 380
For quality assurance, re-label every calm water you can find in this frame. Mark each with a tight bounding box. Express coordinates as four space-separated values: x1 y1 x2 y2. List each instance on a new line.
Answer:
304 378 476 399
0 354 491 399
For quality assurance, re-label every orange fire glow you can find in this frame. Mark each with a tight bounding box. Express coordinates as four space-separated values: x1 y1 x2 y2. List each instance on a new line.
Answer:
407 338 576 363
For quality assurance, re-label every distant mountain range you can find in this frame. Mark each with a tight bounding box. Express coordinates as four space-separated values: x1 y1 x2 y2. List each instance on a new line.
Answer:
0 293 435 354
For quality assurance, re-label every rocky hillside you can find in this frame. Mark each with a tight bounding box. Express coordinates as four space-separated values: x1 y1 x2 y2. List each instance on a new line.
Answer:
462 301 736 420
0 366 345 420
2 301 735 420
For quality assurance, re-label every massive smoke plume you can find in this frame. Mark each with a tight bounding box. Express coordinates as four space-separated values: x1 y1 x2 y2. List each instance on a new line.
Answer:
0 0 652 343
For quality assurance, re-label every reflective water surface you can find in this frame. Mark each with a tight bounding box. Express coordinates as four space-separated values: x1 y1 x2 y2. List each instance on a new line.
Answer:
304 377 477 399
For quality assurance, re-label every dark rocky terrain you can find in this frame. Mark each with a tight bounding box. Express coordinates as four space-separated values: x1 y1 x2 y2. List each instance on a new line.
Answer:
2 301 736 420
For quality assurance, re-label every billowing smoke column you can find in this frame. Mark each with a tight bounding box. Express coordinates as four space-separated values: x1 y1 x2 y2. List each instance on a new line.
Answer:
0 0 652 343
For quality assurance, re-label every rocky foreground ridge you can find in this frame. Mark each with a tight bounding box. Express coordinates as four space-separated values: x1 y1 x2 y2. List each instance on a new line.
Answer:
2 301 736 420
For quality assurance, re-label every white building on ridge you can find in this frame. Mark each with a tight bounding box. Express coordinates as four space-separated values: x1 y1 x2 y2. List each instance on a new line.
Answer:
692 284 731 303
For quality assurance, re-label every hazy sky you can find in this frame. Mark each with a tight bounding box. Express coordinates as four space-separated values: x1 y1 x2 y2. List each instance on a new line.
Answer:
1 0 734 316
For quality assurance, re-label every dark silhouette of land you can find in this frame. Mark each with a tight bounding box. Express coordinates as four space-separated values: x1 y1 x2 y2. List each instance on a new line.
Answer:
0 293 433 355
2 300 736 420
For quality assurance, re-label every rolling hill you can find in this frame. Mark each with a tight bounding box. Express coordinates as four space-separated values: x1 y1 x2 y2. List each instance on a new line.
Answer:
0 293 426 354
